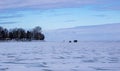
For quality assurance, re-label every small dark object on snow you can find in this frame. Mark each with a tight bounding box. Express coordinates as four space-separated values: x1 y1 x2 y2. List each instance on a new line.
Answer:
74 40 78 43
69 41 72 43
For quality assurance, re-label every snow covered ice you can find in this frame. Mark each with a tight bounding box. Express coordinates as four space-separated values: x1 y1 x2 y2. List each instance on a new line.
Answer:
0 41 120 71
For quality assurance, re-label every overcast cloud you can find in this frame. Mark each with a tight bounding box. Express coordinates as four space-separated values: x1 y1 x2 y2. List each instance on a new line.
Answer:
0 0 119 11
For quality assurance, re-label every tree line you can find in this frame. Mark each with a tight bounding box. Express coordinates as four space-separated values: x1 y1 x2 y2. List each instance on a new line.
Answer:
0 26 45 41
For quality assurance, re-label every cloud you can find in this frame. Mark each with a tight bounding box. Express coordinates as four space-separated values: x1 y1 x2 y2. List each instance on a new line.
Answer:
0 14 23 19
93 0 120 11
64 20 76 23
102 5 120 11
0 22 17 24
0 0 98 10
93 6 120 11
94 14 107 17
0 0 120 12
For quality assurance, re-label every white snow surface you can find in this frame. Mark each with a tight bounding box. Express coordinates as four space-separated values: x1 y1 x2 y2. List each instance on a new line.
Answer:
0 41 120 71
45 23 120 41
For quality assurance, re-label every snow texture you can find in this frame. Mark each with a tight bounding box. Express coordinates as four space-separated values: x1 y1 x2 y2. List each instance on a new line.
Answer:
0 41 120 71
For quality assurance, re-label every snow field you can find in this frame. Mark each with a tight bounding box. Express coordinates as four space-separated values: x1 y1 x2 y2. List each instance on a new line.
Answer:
0 41 120 71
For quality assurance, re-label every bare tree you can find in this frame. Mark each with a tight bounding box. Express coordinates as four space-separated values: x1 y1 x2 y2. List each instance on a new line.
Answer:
32 26 44 40
0 26 45 41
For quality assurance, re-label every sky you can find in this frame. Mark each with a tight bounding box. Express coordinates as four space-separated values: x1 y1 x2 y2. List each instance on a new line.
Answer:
0 0 120 30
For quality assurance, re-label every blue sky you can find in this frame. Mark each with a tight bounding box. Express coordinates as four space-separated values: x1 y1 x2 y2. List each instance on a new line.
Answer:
0 0 120 30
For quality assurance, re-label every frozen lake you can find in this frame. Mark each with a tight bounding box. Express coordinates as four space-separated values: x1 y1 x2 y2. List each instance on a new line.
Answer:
0 41 120 71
